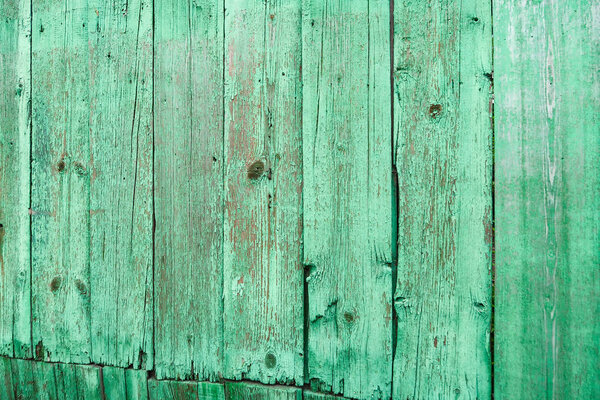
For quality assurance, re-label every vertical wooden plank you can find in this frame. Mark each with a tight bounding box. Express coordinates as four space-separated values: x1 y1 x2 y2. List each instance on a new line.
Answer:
11 358 37 399
148 379 225 400
102 366 126 400
303 391 351 400
124 369 150 400
223 0 303 385
225 382 301 400
302 1 392 398
494 1 600 398
0 357 14 400
88 0 153 369
154 0 224 380
392 0 493 398
31 0 91 364
0 0 31 358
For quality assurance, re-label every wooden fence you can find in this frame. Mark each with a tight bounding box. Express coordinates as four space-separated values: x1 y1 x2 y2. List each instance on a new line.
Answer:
0 0 598 399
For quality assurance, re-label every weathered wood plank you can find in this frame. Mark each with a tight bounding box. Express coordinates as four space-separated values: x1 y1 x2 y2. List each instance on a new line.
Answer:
124 369 150 400
303 391 351 400
102 366 127 400
154 0 224 380
392 0 493 398
0 0 31 359
302 1 392 398
55 363 103 400
148 379 225 400
31 0 92 364
225 382 301 400
494 1 600 398
223 0 303 385
88 0 153 369
2 357 103 400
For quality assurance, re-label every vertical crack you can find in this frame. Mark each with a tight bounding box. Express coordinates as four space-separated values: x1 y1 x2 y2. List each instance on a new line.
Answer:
29 0 34 360
490 0 496 398
389 0 399 397
151 0 156 375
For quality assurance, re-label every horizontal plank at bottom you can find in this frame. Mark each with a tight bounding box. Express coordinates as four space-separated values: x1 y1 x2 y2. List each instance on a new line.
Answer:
0 357 353 400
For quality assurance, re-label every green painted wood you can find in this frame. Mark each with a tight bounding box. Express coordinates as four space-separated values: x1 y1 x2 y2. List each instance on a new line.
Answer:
302 1 392 398
494 1 600 399
102 366 149 400
0 357 14 400
124 369 150 400
303 391 351 400
392 0 493 398
225 382 301 400
88 0 154 369
102 366 127 400
32 0 153 368
2 358 103 400
31 0 92 364
154 0 225 381
0 0 31 359
55 363 102 400
223 0 303 385
148 379 225 400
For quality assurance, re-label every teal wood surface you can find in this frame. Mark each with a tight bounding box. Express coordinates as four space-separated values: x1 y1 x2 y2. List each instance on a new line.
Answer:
0 0 31 359
31 0 153 368
392 0 493 398
154 0 224 381
225 382 301 400
148 379 225 400
302 1 393 398
223 0 304 385
88 0 154 370
1 1 599 399
494 0 600 398
31 0 92 364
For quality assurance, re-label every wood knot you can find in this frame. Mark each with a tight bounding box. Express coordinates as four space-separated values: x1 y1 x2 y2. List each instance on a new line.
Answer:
50 276 62 292
57 160 66 172
75 279 88 295
73 162 87 176
343 311 356 324
429 104 442 118
247 160 265 180
265 352 276 368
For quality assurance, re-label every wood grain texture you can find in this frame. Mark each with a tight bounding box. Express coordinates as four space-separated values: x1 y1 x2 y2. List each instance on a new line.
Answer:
88 0 153 369
494 0 600 398
154 0 224 380
148 379 225 400
3 357 103 400
225 382 301 400
392 0 493 398
31 0 92 364
102 367 148 400
303 391 351 400
223 0 303 385
0 0 31 359
302 1 392 398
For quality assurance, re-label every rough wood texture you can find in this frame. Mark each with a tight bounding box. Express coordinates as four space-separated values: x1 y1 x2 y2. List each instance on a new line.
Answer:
303 391 351 400
302 1 392 398
31 0 153 367
494 1 600 398
3 357 103 400
148 379 225 400
88 0 154 369
392 0 493 398
0 0 31 359
154 0 224 380
225 382 301 400
223 0 304 385
31 0 92 364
